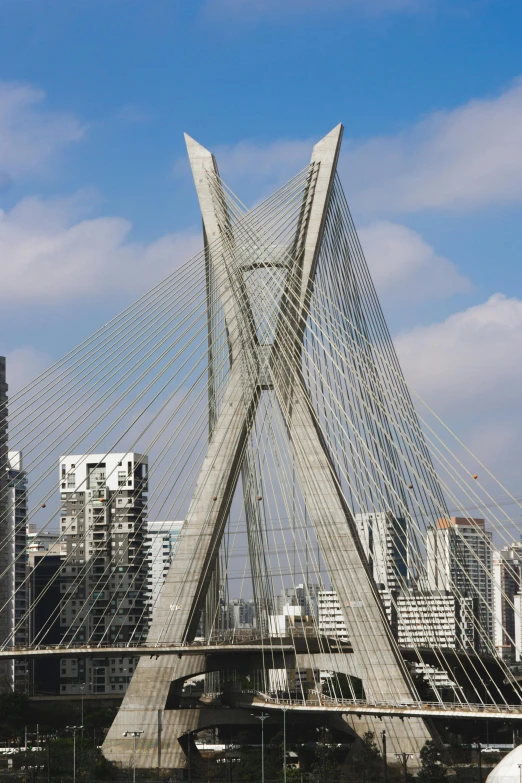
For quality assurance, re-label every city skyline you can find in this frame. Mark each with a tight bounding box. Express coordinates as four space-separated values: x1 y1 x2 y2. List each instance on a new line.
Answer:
0 5 521 779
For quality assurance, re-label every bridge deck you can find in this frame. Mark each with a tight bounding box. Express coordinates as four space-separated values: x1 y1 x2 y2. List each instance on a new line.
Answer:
0 642 297 659
246 697 522 721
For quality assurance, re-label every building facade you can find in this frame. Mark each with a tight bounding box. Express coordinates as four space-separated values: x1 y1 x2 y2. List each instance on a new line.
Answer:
58 452 149 695
145 521 183 612
221 598 255 631
427 517 494 651
275 582 320 619
396 590 474 650
493 544 522 660
318 590 349 642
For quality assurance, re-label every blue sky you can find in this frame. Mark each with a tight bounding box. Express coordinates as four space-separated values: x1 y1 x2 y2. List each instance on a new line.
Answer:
0 0 521 489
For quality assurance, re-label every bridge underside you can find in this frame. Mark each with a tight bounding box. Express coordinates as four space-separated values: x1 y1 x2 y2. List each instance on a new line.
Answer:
102 650 434 771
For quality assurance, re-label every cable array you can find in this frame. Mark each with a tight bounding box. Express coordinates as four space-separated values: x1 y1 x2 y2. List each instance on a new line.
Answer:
0 148 521 720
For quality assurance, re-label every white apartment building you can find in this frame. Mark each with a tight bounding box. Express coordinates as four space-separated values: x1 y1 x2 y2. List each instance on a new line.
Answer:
427 517 493 651
145 521 184 611
58 452 149 695
396 590 474 650
318 590 349 642
493 544 521 660
514 594 522 662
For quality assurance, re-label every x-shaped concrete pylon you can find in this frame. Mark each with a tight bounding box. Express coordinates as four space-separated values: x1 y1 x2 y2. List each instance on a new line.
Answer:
103 126 433 770
147 125 416 700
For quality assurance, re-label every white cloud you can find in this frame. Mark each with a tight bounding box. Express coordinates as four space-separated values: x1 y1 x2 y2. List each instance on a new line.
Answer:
342 77 522 213
0 81 84 183
359 221 471 301
395 295 522 485
0 194 202 306
192 77 522 216
395 294 522 413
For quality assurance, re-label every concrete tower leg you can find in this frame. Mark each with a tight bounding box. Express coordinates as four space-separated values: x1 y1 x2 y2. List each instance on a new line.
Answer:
102 654 207 770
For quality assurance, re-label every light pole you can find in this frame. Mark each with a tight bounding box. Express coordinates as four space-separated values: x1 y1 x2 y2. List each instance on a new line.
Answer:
282 707 289 783
381 730 387 783
475 742 482 783
123 730 144 783
252 713 269 783
395 752 412 783
182 731 193 783
321 725 327 783
66 725 83 783
78 683 85 738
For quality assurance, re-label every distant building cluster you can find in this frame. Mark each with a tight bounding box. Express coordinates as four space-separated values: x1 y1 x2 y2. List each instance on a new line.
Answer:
0 357 187 695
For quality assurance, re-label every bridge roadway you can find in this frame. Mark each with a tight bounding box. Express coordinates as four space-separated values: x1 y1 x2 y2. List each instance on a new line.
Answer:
244 695 522 721
0 642 298 659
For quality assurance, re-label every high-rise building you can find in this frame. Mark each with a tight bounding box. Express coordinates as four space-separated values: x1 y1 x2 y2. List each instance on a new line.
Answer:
0 357 10 691
427 517 493 651
27 525 65 694
355 512 409 592
493 544 522 660
6 452 28 691
58 452 149 695
275 582 320 619
221 598 255 630
29 550 62 694
145 521 184 612
0 358 29 692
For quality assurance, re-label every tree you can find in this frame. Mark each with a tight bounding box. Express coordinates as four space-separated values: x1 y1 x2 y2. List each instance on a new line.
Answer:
0 692 30 740
416 741 449 783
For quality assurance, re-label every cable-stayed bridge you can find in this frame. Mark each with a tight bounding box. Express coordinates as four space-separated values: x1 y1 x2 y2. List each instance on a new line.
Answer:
1 124 522 772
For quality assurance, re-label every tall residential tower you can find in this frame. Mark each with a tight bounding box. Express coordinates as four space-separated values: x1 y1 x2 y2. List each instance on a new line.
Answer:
58 453 149 695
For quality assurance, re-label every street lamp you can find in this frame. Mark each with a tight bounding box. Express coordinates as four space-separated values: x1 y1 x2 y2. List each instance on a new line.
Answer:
395 752 413 783
66 726 83 783
182 731 193 783
381 730 387 783
252 713 269 783
475 742 482 783
123 730 144 783
281 707 289 783
78 683 85 737
320 726 327 783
